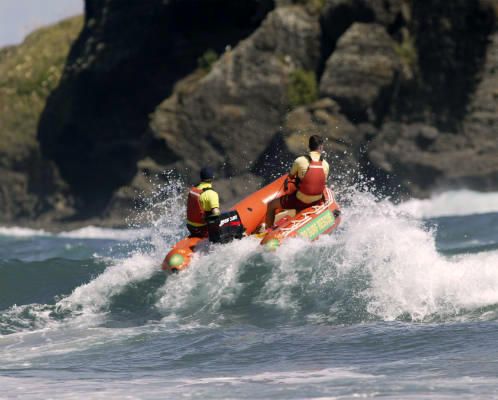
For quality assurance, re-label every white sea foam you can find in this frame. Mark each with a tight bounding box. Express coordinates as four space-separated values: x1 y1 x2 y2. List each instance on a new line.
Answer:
155 189 498 323
398 190 498 218
57 226 148 241
176 367 378 385
0 181 185 339
50 181 186 323
56 252 158 320
337 192 498 321
2 368 498 399
0 367 379 399
3 182 498 338
155 237 261 319
0 225 147 241
0 226 49 237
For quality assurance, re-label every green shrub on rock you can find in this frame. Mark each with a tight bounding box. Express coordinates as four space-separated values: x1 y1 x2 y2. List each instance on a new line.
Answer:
288 68 318 109
0 16 83 163
197 49 219 72
394 31 418 68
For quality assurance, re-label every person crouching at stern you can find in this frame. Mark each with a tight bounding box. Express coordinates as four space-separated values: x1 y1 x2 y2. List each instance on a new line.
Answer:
186 166 221 238
265 135 329 228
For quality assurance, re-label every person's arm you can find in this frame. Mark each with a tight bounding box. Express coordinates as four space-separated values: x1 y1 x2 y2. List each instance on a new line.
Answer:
289 158 300 179
207 191 220 215
323 159 330 181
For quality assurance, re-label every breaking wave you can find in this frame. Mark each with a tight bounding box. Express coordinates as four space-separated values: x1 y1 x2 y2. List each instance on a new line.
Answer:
0 226 147 241
155 190 498 324
2 185 498 337
397 189 498 218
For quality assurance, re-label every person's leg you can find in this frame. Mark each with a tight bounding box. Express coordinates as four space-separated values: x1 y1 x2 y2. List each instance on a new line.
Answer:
265 197 282 227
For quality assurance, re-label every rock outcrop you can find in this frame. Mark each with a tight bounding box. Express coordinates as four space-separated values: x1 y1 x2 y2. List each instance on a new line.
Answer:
368 2 498 197
1 0 497 227
150 6 321 174
38 0 275 212
320 23 401 123
0 17 83 225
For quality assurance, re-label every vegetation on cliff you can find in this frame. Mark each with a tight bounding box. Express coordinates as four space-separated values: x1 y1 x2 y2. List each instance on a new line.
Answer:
197 49 219 72
288 69 318 108
0 16 83 166
0 16 83 224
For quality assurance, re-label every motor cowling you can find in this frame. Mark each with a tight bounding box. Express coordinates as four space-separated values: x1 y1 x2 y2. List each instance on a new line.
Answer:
207 211 245 244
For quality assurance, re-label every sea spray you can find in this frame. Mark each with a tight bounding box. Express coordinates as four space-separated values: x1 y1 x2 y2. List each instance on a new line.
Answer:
155 187 498 324
0 176 186 334
397 189 498 218
53 176 189 324
2 183 498 399
3 180 498 337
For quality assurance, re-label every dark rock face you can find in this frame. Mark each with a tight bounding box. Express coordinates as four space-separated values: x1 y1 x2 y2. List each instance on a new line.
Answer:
150 6 321 178
320 23 401 124
125 4 323 211
368 119 498 197
319 0 406 67
4 0 495 227
38 0 275 213
368 14 498 197
464 31 498 147
410 0 495 131
461 30 498 190
0 155 71 223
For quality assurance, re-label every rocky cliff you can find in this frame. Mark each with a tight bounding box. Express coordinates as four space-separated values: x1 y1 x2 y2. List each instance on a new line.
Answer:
0 17 83 226
1 0 497 226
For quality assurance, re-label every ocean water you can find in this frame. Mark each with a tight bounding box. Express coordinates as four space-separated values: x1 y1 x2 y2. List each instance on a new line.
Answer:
1 187 498 399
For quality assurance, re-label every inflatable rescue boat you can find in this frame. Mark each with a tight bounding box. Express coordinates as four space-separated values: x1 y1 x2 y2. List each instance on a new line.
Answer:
162 175 341 272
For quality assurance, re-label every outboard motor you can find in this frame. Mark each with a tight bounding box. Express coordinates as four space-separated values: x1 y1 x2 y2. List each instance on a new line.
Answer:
207 211 245 244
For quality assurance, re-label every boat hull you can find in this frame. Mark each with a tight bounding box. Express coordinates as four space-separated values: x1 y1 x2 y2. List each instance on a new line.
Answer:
162 175 294 272
161 176 341 272
162 236 205 272
260 188 341 250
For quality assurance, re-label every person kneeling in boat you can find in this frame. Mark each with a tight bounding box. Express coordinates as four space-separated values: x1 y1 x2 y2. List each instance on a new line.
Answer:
265 135 330 228
186 166 220 238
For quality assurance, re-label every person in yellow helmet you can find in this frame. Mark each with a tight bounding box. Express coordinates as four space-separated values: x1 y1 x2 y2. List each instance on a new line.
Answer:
186 166 220 238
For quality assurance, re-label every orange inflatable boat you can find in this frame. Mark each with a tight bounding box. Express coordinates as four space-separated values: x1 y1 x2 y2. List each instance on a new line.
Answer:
161 175 341 272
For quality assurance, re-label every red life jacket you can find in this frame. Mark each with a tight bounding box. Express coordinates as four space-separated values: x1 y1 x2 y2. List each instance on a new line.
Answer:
298 155 326 196
187 186 213 225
